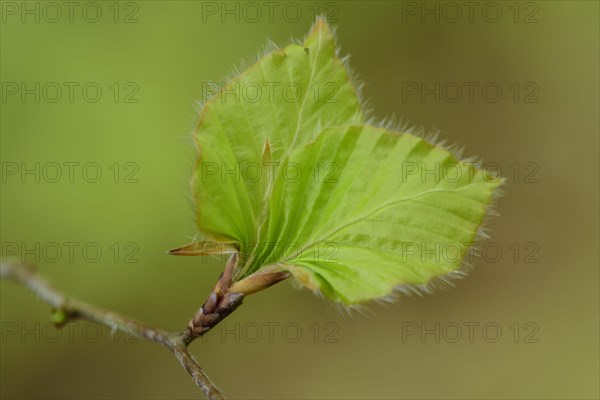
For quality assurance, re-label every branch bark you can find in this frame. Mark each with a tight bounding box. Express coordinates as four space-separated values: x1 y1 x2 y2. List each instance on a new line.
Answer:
1 255 290 398
0 261 226 399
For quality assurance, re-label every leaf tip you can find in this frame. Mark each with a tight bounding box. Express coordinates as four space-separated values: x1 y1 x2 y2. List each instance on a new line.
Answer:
306 15 335 44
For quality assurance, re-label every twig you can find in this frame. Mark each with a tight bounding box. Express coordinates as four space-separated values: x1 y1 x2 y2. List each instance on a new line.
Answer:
0 261 225 399
183 254 289 344
1 256 290 397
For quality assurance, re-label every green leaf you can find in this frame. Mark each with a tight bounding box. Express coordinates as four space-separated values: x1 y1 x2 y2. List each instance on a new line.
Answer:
189 18 363 250
243 125 502 304
174 19 503 305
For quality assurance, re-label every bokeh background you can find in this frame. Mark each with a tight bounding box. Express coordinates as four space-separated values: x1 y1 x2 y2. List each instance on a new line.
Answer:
1 1 598 399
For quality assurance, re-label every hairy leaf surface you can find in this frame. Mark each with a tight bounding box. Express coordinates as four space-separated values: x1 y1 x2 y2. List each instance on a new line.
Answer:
248 125 501 303
191 19 363 250
175 20 503 304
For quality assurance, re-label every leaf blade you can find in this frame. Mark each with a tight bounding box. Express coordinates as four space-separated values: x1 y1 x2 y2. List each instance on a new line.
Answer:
253 125 502 303
191 19 363 253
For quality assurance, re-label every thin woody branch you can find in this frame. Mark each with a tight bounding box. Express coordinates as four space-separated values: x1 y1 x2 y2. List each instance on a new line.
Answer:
0 261 224 400
1 256 291 398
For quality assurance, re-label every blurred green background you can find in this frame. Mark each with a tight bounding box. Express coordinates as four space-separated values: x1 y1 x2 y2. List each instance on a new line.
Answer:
1 1 598 399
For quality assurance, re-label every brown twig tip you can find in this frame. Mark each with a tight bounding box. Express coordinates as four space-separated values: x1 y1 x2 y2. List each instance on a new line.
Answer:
185 253 258 339
214 253 236 295
185 259 290 340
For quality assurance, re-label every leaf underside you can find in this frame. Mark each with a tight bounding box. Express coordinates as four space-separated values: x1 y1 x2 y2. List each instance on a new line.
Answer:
176 19 503 304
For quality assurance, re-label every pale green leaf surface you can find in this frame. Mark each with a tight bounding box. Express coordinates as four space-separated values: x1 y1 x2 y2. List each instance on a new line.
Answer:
247 125 502 303
182 20 503 304
192 19 363 249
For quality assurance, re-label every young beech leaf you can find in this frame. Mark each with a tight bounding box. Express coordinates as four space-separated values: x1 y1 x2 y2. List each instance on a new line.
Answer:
244 125 502 304
173 18 503 305
189 18 363 250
